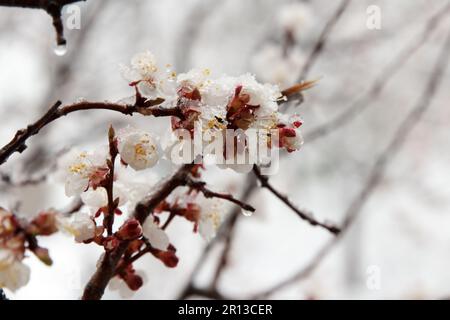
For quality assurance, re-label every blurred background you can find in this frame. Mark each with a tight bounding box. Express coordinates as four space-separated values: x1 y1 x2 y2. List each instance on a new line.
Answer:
1 0 450 299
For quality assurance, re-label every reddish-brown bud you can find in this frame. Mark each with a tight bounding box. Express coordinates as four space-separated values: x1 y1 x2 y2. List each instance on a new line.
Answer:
28 212 58 236
32 247 53 266
117 219 143 240
123 273 143 291
153 246 179 268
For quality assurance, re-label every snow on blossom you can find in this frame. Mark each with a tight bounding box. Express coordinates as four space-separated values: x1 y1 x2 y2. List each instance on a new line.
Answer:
142 217 169 251
0 250 30 292
58 211 96 243
58 148 109 197
236 73 282 116
197 196 224 241
251 44 304 89
177 68 213 93
117 126 160 171
121 51 176 100
278 114 304 152
280 127 304 152
121 52 304 163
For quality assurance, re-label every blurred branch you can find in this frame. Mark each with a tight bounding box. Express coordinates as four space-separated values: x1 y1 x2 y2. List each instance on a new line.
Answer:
0 171 47 187
20 1 107 176
251 27 450 299
174 0 220 72
0 147 67 190
178 174 257 299
298 0 351 80
186 178 255 212
82 163 195 300
305 2 450 142
0 0 86 45
178 1 351 298
208 193 245 291
253 166 340 234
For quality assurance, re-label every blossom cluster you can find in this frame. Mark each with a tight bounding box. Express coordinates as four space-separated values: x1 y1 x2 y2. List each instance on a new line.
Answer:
122 50 304 165
54 124 232 297
0 208 58 291
0 49 306 297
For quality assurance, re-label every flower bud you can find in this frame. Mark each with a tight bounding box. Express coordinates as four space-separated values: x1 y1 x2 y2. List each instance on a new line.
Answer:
117 219 143 240
32 247 53 266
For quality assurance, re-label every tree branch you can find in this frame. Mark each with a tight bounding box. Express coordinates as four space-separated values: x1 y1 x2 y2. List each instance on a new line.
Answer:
178 174 257 299
0 0 87 45
82 163 195 300
298 0 351 80
186 178 255 213
0 99 181 167
253 166 340 235
305 2 450 142
252 27 450 299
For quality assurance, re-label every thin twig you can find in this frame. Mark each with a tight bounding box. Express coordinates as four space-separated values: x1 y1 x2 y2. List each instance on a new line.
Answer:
186 179 255 212
305 2 450 142
252 27 450 299
298 0 351 80
174 0 220 72
209 198 242 290
0 0 86 45
103 126 118 236
178 0 352 299
178 174 257 299
82 163 195 300
253 166 340 234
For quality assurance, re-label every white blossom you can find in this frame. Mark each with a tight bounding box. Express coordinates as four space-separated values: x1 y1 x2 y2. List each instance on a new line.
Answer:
80 184 128 210
0 250 30 292
80 187 108 209
282 128 304 152
58 148 108 197
198 196 224 241
237 73 282 116
142 217 169 251
201 75 235 107
59 211 96 243
177 68 212 93
121 51 176 100
117 127 160 171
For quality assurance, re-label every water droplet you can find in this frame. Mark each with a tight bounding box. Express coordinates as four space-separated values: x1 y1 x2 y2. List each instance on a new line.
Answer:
241 208 254 217
54 44 67 56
